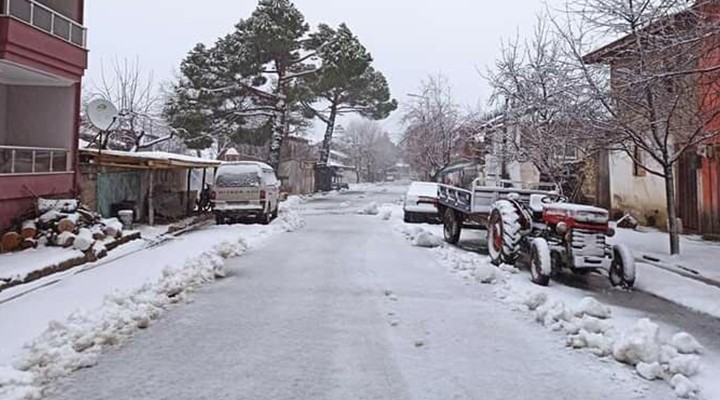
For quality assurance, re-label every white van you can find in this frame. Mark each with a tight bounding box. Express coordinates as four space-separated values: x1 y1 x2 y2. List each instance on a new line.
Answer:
211 161 280 224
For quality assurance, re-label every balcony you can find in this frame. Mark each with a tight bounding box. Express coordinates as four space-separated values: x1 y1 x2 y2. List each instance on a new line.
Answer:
0 145 69 175
1 0 85 47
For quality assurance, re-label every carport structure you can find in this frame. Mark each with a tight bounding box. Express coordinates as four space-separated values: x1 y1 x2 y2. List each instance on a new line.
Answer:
79 149 221 225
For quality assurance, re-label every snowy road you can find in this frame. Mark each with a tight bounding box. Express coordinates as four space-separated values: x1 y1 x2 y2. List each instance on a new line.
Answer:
46 185 714 400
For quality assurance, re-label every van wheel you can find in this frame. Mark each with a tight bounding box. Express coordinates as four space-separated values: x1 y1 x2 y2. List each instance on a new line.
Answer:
259 212 272 225
215 214 224 225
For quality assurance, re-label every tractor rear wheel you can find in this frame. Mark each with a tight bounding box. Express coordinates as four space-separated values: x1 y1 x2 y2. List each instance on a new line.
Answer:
487 200 522 266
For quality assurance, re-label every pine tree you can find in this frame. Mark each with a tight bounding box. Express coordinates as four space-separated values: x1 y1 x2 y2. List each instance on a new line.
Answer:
165 0 315 166
304 24 397 167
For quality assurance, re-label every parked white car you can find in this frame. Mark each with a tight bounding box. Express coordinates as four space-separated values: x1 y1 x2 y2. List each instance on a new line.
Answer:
212 162 280 225
403 181 440 223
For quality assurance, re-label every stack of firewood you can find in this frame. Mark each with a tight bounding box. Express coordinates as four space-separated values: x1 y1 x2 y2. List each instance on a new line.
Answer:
1 198 124 257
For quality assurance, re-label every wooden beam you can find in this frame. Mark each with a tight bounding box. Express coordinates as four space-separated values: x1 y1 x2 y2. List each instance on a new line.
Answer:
148 169 155 226
186 168 192 216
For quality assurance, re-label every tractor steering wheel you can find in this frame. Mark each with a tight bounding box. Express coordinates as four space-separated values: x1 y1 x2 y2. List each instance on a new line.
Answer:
541 194 568 204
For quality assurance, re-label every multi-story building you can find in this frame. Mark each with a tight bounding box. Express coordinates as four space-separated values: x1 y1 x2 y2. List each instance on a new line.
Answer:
0 0 87 232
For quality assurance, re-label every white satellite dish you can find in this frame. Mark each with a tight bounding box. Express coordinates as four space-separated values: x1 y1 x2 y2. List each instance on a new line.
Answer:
87 99 119 131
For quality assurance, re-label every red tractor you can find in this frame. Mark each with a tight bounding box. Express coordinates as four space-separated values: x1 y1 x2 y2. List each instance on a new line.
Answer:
487 194 636 288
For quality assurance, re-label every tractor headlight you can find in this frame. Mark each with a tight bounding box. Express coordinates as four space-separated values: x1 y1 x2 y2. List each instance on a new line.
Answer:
556 222 568 235
606 227 616 237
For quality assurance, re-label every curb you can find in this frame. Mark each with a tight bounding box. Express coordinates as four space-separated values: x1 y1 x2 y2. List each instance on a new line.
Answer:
636 255 720 290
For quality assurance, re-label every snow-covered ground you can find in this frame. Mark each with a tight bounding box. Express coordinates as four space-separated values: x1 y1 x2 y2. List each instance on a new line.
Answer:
0 202 305 400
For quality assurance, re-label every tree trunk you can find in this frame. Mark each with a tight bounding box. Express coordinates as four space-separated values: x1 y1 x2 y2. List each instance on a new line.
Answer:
318 105 338 166
268 74 289 170
664 164 681 255
268 105 287 170
315 105 338 192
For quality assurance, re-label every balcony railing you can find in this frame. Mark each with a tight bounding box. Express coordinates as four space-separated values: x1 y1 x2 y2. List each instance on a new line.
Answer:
1 0 86 48
0 145 70 175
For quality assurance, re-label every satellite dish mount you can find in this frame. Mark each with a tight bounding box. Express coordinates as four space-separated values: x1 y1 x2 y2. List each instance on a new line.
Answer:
86 99 119 149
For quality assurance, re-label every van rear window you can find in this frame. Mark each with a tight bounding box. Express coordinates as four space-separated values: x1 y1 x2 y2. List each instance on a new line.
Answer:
216 166 261 187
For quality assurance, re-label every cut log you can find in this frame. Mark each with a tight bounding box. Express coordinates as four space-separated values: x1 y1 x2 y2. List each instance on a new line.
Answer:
57 218 77 234
91 226 106 241
73 229 94 251
77 208 100 224
102 218 123 239
20 238 38 250
56 232 76 248
1 232 21 252
57 214 80 234
21 220 37 239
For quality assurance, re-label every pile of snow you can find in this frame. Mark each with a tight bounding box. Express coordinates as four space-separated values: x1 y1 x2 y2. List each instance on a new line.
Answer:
572 297 612 319
613 318 662 366
357 202 379 215
378 204 395 221
275 198 307 232
0 239 248 400
671 374 700 398
273 209 306 232
671 332 704 355
412 231 444 248
520 292 705 398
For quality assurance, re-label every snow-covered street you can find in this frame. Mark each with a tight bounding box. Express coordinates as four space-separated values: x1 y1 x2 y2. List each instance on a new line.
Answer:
7 183 711 400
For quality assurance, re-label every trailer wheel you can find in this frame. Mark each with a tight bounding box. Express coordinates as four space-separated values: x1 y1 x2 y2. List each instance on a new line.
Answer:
610 244 636 288
530 238 551 286
443 208 462 244
488 200 522 266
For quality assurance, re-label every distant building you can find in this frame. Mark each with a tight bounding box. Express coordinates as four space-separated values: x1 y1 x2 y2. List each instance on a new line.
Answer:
222 148 241 162
0 0 88 232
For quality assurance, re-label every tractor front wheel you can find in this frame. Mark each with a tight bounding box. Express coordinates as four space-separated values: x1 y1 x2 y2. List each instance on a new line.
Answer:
610 244 636 288
530 238 552 286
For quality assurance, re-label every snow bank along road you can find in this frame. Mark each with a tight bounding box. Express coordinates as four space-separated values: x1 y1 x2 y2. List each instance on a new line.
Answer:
35 183 720 400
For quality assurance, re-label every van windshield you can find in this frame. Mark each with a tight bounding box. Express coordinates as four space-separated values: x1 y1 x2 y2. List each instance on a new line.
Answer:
216 166 261 187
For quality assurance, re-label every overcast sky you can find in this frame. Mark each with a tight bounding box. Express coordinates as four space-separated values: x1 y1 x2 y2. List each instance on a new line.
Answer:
85 0 564 139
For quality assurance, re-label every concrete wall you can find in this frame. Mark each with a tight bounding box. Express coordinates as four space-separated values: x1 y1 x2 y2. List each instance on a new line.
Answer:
609 150 667 225
0 86 6 145
1 85 74 149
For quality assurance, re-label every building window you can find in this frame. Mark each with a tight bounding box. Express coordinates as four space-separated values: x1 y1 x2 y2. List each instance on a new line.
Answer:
633 146 647 177
0 147 69 175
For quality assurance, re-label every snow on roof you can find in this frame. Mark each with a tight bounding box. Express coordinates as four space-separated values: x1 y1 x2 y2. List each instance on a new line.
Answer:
225 148 239 156
80 149 222 169
221 161 273 170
